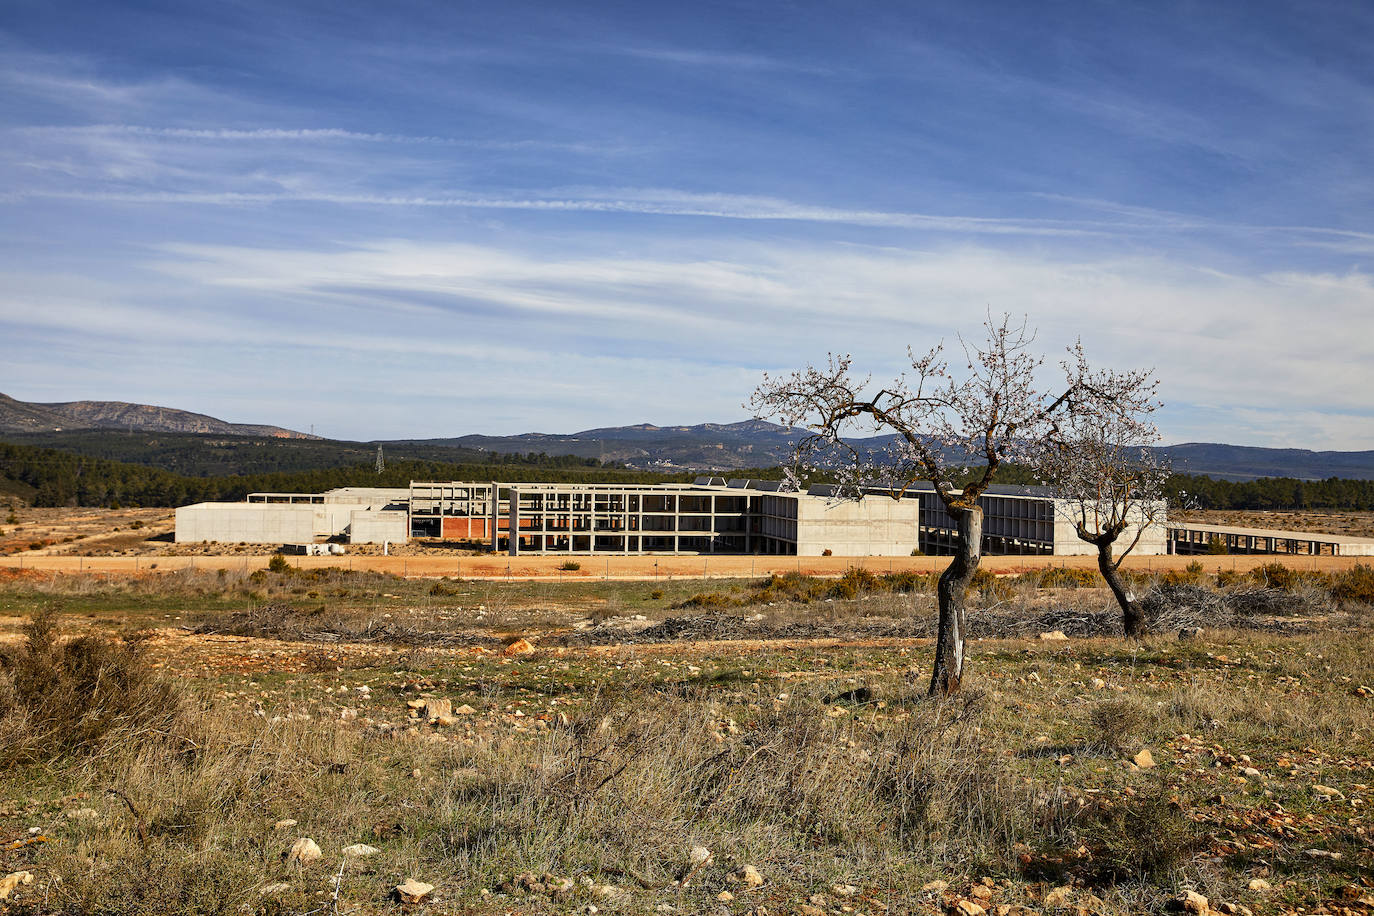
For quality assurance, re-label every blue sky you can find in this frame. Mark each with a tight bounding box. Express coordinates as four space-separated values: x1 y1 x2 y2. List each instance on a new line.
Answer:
2 0 1373 447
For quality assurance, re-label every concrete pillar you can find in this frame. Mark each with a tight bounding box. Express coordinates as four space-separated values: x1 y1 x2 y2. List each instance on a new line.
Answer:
490 483 500 553
507 487 519 557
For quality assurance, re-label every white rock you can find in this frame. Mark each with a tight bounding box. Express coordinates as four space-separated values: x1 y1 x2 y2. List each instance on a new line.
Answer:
1038 630 1069 641
0 872 35 902
286 837 322 864
688 845 713 866
274 819 298 829
342 844 380 857
422 698 452 720
259 882 291 895
395 878 434 903
733 864 764 887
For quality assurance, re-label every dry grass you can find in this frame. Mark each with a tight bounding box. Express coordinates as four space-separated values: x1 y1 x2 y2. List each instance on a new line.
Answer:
2 568 1372 915
0 612 182 767
0 631 1269 915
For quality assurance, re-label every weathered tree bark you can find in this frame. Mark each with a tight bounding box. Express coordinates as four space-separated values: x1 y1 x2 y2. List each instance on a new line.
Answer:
1095 539 1146 637
930 505 982 696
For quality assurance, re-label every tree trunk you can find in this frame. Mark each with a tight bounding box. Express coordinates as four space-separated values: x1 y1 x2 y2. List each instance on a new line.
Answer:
930 506 981 696
1096 539 1145 637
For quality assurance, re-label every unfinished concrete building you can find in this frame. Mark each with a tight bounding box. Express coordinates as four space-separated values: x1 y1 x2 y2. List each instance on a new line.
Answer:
176 487 409 545
175 478 1171 557
1167 521 1374 557
403 478 1167 557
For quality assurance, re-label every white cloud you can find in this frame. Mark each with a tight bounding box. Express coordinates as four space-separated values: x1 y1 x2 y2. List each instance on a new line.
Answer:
4 238 1370 445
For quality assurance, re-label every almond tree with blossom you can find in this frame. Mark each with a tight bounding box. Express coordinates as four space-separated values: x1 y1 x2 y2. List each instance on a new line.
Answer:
749 315 1154 695
1034 363 1169 637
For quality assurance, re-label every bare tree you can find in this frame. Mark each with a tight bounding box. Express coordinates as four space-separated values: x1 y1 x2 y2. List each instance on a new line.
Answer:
1035 360 1169 637
751 315 1083 695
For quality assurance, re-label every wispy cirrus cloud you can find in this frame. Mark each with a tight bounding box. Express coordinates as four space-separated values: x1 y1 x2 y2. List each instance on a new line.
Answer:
13 124 622 154
3 186 1106 236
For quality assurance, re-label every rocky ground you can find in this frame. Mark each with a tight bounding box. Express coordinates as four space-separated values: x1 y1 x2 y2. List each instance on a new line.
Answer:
0 568 1372 915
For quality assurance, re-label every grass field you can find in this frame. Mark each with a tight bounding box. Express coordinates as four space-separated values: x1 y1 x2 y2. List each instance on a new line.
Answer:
1 567 1371 916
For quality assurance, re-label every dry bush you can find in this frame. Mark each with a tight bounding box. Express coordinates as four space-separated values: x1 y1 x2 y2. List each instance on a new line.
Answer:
1065 795 1203 882
1021 567 1101 589
0 611 182 767
1332 563 1374 606
1086 697 1151 754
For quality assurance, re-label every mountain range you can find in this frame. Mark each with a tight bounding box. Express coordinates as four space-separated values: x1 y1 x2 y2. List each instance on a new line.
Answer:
3 393 1372 481
0 393 312 439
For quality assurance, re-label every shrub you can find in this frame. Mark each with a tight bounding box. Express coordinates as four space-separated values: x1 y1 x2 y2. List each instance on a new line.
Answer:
679 592 737 610
1249 562 1296 589
1087 697 1150 753
1215 568 1244 587
1071 795 1203 881
649 589 664 600
1161 560 1206 586
267 554 292 574
821 548 833 556
1333 563 1374 606
0 612 182 766
970 567 1014 601
885 570 935 593
558 560 581 571
1029 567 1100 589
826 567 880 600
1204 536 1229 555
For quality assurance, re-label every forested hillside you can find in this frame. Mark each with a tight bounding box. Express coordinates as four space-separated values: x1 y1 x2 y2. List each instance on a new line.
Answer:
0 442 700 508
0 430 602 477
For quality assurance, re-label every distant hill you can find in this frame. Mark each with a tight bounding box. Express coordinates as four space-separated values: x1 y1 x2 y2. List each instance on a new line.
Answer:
406 422 1374 481
397 420 807 470
4 393 1373 482
1155 443 1374 482
0 393 312 438
0 429 608 478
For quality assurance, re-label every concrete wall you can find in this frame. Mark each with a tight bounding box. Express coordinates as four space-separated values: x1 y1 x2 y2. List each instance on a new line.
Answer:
795 494 921 556
348 510 409 545
175 503 316 544
1050 500 1168 557
311 503 374 538
323 487 410 507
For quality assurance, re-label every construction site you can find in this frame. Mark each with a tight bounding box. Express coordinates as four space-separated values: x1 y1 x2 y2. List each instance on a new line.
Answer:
174 478 1171 557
